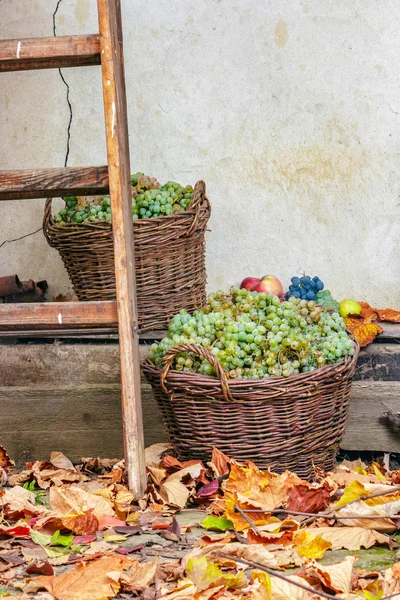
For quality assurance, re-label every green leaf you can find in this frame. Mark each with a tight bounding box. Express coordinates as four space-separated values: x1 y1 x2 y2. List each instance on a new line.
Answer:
45 546 71 559
50 530 74 547
30 529 52 547
201 515 233 531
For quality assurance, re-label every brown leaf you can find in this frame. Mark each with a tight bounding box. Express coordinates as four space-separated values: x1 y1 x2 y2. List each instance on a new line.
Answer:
376 308 400 322
24 555 128 600
159 481 190 509
0 446 14 471
62 509 99 535
1 486 47 519
50 485 114 519
210 448 230 477
50 452 76 471
304 526 393 551
120 556 158 593
286 483 331 514
306 556 355 594
147 466 167 486
359 302 379 324
145 443 173 467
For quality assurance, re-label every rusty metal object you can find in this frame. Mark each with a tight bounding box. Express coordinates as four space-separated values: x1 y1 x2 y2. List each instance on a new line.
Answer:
0 275 48 303
0 275 22 296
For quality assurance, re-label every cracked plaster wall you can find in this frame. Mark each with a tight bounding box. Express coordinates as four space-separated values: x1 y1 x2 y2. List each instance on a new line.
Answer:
0 0 399 307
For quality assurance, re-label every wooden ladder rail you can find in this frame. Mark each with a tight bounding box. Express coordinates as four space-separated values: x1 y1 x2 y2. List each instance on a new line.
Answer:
0 0 146 495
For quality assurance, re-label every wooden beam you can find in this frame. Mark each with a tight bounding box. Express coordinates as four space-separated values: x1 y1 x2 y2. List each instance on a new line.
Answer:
0 166 109 200
0 35 100 72
98 0 146 495
0 301 118 329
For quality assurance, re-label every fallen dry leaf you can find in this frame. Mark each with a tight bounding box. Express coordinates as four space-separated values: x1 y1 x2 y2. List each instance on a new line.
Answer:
286 483 332 513
120 556 158 592
209 448 230 477
159 480 190 508
344 320 383 347
305 526 393 551
24 555 127 600
186 555 246 592
145 443 173 467
375 308 400 322
62 509 99 535
1 486 46 519
0 445 14 471
50 452 76 471
50 485 114 519
306 556 355 594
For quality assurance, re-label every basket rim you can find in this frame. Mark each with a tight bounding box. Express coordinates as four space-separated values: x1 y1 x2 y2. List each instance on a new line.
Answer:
142 336 360 391
44 180 210 232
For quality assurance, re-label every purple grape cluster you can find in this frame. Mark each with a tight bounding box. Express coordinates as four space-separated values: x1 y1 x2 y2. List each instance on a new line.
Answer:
285 276 324 301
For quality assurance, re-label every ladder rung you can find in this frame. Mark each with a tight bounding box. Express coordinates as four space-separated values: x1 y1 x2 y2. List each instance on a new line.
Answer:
0 166 109 200
0 301 118 330
0 35 101 72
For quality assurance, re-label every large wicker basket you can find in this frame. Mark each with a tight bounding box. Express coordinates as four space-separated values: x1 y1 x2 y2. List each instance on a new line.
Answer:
142 341 360 479
43 181 210 332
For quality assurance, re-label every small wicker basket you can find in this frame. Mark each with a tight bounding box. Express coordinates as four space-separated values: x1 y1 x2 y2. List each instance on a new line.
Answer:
142 340 360 479
43 181 210 332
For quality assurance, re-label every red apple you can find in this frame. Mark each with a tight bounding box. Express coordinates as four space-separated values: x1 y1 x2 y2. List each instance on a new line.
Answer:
240 277 261 291
253 275 283 297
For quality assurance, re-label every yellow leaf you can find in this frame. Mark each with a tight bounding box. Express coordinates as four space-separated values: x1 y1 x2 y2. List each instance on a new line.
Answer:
103 534 128 543
335 480 367 508
251 571 272 600
186 556 246 592
372 464 387 482
292 530 332 559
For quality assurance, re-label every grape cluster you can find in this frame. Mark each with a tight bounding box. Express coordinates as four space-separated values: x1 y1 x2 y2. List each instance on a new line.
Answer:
316 290 340 312
53 173 194 225
285 275 324 301
150 288 355 380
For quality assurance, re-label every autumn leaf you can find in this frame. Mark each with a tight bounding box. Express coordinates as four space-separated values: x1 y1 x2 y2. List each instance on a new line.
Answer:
49 452 76 472
210 447 230 477
50 486 114 519
335 480 368 508
292 530 332 559
159 480 190 508
0 446 14 471
306 556 355 594
24 555 127 600
62 509 99 535
375 308 400 322
119 556 158 593
1 486 46 519
359 302 379 324
304 526 393 551
286 483 332 513
251 571 272 600
186 556 246 591
144 443 173 467
269 575 311 599
344 320 383 346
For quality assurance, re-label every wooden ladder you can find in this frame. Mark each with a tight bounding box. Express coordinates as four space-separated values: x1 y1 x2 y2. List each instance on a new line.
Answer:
0 0 146 495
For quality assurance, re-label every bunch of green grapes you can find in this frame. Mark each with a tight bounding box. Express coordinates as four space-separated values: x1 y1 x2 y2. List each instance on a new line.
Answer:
132 182 194 219
150 289 355 380
53 173 194 225
316 289 340 312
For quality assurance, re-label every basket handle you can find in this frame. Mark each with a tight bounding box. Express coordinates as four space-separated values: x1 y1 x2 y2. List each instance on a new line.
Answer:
160 343 234 402
185 180 208 238
43 198 54 245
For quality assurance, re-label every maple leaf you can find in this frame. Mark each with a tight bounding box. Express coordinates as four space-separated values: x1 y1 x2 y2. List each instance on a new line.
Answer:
209 447 230 477
344 319 383 346
62 508 99 535
306 556 355 594
286 483 332 513
359 302 379 324
24 555 128 600
375 308 400 322
304 526 393 551
292 530 332 559
50 485 114 519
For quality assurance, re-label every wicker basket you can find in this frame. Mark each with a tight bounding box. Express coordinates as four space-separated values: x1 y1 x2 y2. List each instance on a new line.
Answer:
142 340 360 479
43 181 210 332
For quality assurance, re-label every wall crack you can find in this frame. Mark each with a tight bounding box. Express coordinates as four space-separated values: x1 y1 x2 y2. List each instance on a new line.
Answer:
53 0 72 167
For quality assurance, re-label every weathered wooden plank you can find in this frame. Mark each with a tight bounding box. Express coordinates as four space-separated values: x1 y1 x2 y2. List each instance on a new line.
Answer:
0 166 109 200
0 384 166 465
342 381 400 452
98 0 145 495
0 301 118 329
0 35 100 71
355 344 400 381
375 323 400 342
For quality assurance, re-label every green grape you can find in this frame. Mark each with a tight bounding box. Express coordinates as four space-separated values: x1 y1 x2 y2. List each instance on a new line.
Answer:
149 288 355 380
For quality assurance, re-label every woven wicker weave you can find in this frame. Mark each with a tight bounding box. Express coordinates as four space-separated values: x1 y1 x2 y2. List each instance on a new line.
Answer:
142 340 360 479
43 181 210 332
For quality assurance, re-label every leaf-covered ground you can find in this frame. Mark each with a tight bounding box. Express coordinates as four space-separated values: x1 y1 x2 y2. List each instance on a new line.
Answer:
2 444 400 599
